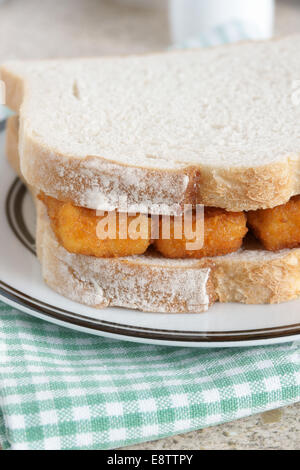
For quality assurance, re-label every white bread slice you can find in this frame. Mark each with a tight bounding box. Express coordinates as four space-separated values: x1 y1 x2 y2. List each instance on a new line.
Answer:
6 115 300 312
2 36 300 214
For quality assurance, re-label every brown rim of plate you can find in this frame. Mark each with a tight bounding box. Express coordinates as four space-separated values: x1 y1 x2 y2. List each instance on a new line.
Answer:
4 177 300 343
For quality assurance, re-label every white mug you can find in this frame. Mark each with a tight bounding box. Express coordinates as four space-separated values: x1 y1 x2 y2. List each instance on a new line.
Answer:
169 0 275 44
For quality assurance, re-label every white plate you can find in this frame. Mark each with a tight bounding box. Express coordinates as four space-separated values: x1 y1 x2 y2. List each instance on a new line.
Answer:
0 126 299 347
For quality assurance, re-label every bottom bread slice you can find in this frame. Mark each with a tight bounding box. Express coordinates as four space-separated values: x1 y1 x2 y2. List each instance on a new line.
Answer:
36 199 300 313
213 244 300 305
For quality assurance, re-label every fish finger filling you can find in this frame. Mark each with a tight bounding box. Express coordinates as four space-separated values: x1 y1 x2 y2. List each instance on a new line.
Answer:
39 193 300 259
39 194 151 258
247 195 300 251
154 209 247 259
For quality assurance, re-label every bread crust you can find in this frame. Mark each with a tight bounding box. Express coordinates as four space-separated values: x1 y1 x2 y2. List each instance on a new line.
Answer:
5 115 21 177
6 112 300 213
16 115 300 213
213 242 300 304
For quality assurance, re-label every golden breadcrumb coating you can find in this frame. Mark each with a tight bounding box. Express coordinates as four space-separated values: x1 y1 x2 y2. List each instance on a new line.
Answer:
39 194 151 258
154 208 247 259
247 195 300 251
40 194 248 259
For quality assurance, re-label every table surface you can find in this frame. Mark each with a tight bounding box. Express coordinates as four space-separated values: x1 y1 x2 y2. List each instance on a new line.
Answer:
0 0 299 451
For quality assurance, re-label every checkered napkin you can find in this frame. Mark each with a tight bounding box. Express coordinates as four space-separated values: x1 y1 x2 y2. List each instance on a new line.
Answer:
0 22 300 450
0 310 299 450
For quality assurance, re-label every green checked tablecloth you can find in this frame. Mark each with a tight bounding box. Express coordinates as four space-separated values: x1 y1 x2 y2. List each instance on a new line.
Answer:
0 22 300 450
0 309 299 450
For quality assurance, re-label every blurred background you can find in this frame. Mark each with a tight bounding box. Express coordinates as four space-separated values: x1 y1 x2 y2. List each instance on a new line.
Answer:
0 0 299 120
0 0 299 61
0 0 299 451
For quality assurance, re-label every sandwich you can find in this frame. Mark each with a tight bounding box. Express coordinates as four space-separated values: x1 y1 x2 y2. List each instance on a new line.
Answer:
2 35 300 313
